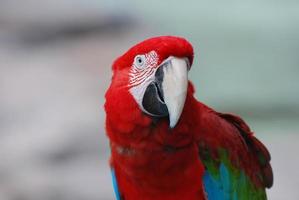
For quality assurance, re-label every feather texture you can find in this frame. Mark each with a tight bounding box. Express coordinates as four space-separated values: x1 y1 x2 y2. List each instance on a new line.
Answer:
105 36 273 200
202 150 267 200
111 168 122 200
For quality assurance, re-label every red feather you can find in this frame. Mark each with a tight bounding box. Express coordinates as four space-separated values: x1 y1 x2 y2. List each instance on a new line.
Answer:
105 36 272 199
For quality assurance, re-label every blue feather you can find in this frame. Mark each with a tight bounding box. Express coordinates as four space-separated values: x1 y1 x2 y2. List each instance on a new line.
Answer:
203 163 233 200
111 168 121 200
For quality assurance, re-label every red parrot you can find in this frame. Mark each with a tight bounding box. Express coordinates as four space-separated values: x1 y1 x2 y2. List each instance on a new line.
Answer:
105 36 273 200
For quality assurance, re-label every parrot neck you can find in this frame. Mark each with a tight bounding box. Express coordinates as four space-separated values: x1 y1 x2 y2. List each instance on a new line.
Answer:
110 139 194 156
106 82 206 198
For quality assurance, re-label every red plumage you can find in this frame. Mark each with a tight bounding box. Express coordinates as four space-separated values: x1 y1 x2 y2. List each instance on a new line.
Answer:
105 36 272 200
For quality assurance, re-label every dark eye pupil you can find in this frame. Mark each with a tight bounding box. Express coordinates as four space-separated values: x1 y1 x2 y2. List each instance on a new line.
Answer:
138 58 142 63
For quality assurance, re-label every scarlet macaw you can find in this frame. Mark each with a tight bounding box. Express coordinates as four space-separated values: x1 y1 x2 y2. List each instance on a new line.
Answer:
105 36 273 200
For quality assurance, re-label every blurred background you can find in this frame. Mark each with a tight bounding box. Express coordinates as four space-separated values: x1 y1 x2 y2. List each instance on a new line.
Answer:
0 0 298 199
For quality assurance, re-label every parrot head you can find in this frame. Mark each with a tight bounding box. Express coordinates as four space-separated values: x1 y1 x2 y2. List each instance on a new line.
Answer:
106 36 194 129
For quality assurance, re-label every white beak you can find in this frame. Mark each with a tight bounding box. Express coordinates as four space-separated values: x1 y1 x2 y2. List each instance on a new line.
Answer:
162 57 189 128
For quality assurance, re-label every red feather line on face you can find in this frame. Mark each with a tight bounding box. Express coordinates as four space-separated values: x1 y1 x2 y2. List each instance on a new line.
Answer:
128 51 159 88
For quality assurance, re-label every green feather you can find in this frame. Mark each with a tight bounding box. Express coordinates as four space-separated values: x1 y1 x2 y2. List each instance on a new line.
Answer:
201 149 267 200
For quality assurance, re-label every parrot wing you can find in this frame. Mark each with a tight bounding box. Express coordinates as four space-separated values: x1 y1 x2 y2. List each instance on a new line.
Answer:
111 168 123 200
198 112 273 200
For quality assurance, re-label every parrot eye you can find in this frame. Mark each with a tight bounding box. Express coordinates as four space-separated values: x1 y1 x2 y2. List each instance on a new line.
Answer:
134 55 146 69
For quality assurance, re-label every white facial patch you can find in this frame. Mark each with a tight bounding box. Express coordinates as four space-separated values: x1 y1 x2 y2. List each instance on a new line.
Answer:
128 51 159 87
128 51 159 114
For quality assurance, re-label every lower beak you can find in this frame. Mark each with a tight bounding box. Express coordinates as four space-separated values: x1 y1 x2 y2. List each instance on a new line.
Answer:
142 57 189 128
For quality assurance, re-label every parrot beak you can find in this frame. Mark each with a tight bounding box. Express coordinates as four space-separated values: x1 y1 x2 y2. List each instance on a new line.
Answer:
142 57 189 128
160 57 189 128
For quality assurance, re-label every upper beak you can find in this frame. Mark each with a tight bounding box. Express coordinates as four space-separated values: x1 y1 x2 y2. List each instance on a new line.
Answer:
142 57 189 128
161 57 189 128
